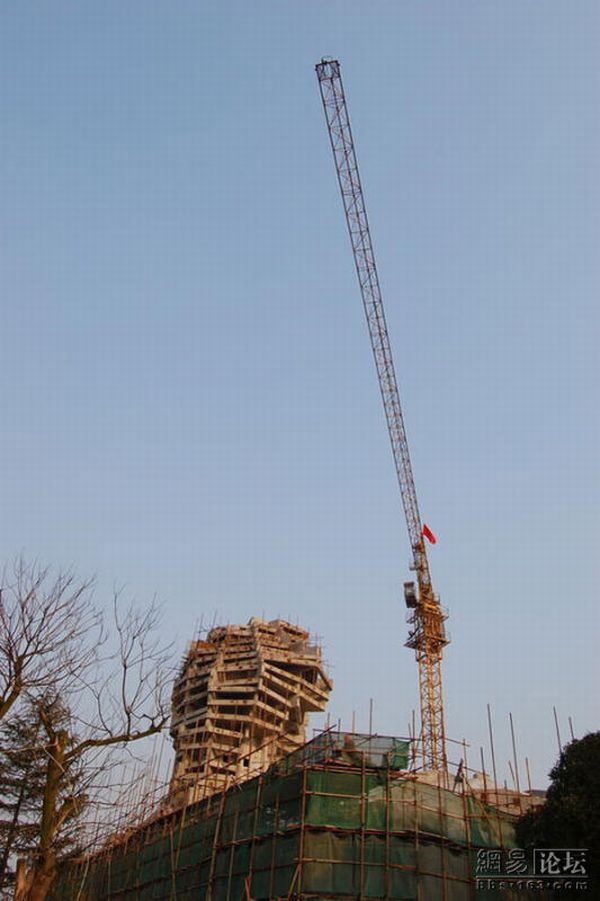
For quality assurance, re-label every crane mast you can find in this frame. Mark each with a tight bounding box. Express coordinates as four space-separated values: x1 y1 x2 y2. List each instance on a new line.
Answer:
316 59 449 771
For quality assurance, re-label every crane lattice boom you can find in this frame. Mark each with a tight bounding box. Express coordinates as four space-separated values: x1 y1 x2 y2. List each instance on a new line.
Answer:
316 58 449 771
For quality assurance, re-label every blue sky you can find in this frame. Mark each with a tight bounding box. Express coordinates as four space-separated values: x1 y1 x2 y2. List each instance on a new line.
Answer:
1 1 598 788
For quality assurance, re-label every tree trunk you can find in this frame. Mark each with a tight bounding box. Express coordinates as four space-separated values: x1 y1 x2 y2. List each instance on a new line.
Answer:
16 729 68 901
14 855 56 901
0 776 27 885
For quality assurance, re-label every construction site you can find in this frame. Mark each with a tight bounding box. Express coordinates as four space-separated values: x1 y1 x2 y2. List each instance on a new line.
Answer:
48 59 547 900
52 725 540 901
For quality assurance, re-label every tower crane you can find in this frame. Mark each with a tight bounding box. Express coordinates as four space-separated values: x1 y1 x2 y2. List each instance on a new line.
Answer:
316 59 449 771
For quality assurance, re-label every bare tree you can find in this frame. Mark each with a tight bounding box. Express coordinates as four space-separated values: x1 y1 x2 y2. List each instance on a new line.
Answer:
0 560 174 901
0 558 99 724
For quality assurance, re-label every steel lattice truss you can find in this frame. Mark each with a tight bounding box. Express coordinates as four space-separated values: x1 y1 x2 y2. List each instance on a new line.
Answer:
316 59 449 771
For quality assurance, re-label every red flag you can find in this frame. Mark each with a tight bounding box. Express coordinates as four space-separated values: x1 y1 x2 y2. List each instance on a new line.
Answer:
422 523 437 545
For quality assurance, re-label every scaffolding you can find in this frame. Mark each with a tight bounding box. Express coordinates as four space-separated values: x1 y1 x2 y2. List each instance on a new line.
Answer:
169 619 331 806
51 731 538 900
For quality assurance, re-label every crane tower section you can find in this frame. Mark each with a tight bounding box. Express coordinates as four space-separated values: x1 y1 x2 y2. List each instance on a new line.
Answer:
316 58 449 771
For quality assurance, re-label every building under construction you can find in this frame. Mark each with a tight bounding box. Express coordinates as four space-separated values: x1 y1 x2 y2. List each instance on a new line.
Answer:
50 617 543 901
52 728 542 901
169 619 332 806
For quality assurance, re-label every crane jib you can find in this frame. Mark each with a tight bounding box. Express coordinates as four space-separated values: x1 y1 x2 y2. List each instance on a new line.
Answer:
316 58 449 772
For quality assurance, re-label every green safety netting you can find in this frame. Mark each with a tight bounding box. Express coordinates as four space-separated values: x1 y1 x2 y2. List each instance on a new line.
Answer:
52 735 528 901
